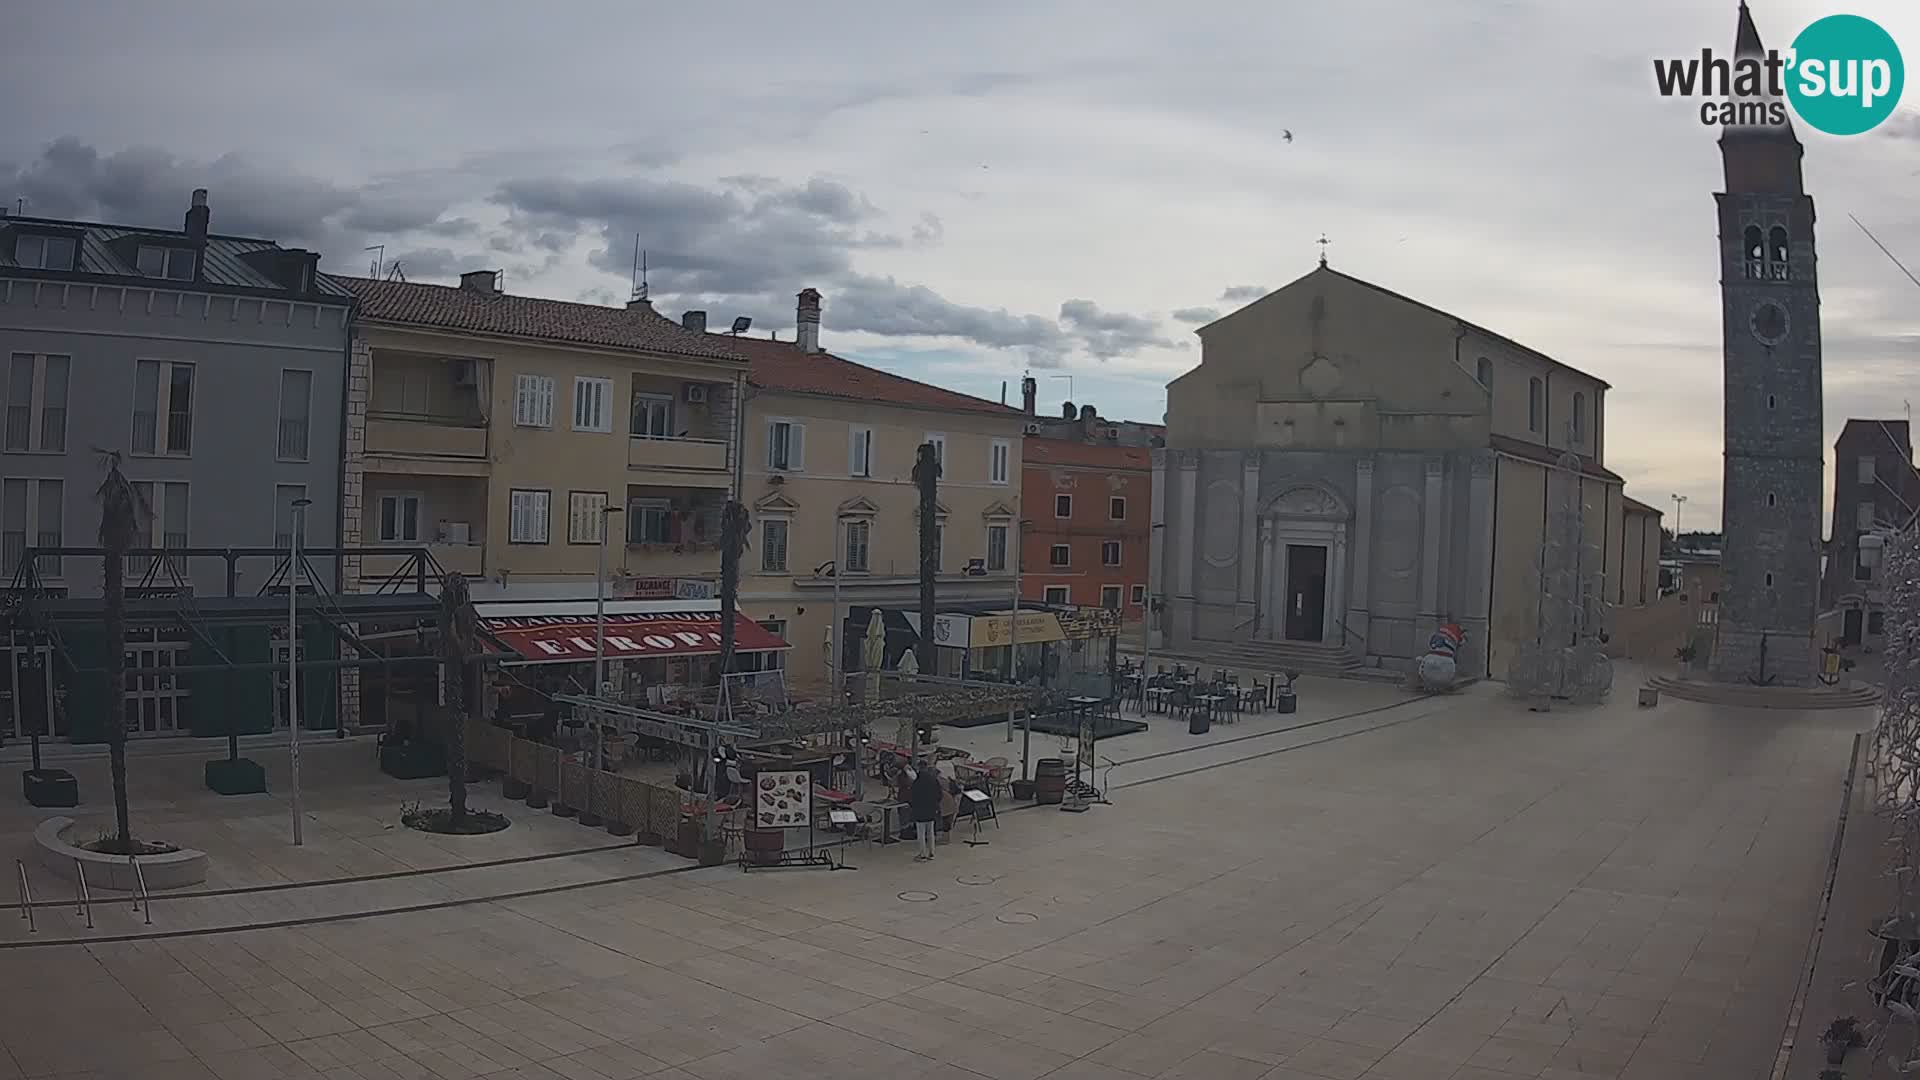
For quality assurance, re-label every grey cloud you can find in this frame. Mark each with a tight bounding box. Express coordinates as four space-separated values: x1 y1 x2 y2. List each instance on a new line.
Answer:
912 212 944 245
1058 299 1173 358
1171 306 1220 324
383 247 482 281
1873 110 1920 141
1219 285 1269 302
834 274 1068 353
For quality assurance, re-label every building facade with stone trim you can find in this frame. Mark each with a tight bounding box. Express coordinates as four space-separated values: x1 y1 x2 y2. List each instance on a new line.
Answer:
1152 264 1631 681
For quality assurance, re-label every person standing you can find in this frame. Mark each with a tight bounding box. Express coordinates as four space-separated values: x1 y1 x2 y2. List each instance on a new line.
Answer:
909 758 942 861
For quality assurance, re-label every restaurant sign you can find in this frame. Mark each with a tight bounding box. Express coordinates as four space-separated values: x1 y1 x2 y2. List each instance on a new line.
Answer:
966 606 1121 648
617 577 717 600
483 611 788 663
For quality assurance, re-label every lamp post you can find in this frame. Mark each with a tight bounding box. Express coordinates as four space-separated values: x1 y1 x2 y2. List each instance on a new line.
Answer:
1140 521 1166 713
1670 494 1687 550
592 504 621 771
288 498 311 846
830 517 844 702
1006 517 1021 743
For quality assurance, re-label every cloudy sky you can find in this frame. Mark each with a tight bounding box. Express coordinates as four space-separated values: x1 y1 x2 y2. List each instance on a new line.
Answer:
8 0 1919 530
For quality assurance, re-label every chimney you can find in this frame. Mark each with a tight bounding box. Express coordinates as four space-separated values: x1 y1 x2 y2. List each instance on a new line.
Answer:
1079 404 1097 422
627 295 653 312
460 269 499 294
184 188 210 242
1061 400 1076 420
1021 376 1037 415
796 287 822 353
681 310 707 333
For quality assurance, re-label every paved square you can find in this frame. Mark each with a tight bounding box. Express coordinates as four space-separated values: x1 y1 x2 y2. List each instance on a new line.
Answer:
0 671 1869 1079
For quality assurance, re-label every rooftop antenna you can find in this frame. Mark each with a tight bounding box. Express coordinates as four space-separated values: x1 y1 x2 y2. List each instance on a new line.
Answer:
14 196 25 216
1850 213 1920 291
630 236 650 302
363 244 385 278
385 261 406 283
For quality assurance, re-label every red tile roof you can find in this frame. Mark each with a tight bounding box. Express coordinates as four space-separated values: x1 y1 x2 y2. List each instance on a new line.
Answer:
722 334 1022 417
1023 438 1152 470
335 277 747 362
1490 434 1623 483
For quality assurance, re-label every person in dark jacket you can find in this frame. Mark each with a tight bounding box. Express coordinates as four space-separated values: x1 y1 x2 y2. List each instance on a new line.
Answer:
909 760 943 861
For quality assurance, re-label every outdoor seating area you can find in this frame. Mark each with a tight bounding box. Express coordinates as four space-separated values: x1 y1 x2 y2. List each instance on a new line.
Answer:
1123 663 1296 725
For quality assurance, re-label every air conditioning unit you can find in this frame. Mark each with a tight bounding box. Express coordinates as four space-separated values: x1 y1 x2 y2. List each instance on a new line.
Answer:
1023 422 1042 435
683 383 709 404
1104 427 1119 441
449 358 478 385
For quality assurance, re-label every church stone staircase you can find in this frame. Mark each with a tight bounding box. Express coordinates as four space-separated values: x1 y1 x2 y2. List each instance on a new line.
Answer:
1644 675 1882 710
1149 639 1393 682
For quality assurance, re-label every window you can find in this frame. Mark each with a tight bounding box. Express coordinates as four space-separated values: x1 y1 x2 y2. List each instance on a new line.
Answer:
1765 573 1774 587
1708 590 1719 603
1475 356 1492 388
986 523 1009 572
630 392 673 438
1528 377 1543 434
1109 497 1126 521
273 485 306 549
1767 394 1776 410
1100 585 1123 610
136 245 196 281
126 482 190 575
925 433 946 467
572 376 612 433
1768 226 1790 278
848 425 873 477
5 353 68 452
1857 556 1873 581
1858 502 1877 531
761 519 790 572
1859 457 1877 484
509 489 550 544
378 493 421 542
843 519 871 573
1572 391 1586 444
13 233 76 271
567 491 609 544
1131 584 1146 605
1044 585 1070 604
989 439 1010 485
1050 544 1071 567
1055 494 1072 519
768 419 804 471
277 370 312 461
1766 492 1775 507
1 478 63 578
132 359 194 455
1870 610 1886 635
747 620 788 672
626 498 671 544
513 374 555 428
1102 540 1121 566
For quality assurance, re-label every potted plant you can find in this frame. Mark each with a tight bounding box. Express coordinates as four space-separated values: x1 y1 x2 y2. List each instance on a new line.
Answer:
1274 671 1300 714
1674 642 1697 678
1822 1016 1864 1065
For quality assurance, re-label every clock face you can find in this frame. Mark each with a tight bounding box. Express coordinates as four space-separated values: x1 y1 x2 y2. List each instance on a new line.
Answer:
1750 301 1789 345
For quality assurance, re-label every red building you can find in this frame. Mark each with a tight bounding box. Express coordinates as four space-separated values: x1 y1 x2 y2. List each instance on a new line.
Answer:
1021 439 1152 616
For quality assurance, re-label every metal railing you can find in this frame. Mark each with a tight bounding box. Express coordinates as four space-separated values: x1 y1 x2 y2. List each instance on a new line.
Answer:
73 859 92 930
129 855 151 925
15 860 33 934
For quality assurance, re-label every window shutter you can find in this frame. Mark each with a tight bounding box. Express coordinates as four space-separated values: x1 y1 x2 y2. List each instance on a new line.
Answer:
848 429 862 476
788 423 805 471
767 422 781 469
539 377 554 427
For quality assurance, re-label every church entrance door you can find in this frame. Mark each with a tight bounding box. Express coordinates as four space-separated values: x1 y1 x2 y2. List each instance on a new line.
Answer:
1283 544 1328 642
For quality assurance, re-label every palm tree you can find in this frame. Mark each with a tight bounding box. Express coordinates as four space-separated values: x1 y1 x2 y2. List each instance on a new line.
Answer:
439 571 477 827
95 450 148 851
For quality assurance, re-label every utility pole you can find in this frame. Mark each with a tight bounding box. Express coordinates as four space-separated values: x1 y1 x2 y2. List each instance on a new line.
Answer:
288 498 311 846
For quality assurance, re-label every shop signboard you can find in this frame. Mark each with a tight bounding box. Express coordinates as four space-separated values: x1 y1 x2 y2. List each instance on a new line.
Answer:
1055 607 1123 639
931 613 970 647
674 579 717 600
755 769 812 830
483 611 789 663
968 611 1066 648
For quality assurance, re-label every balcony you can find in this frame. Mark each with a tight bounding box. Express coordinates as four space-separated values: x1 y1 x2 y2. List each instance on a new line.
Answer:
365 413 488 461
627 435 731 487
358 542 484 585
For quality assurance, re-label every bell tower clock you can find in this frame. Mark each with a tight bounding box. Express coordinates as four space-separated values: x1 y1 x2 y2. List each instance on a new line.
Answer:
1707 2 1825 686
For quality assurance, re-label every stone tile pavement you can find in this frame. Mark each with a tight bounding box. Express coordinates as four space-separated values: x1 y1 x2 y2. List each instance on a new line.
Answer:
0 664 1873 1078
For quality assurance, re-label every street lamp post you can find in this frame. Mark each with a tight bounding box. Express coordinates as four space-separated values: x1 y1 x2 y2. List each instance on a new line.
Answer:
288 498 312 846
830 518 844 703
1140 521 1167 713
592 504 621 771
1670 494 1687 548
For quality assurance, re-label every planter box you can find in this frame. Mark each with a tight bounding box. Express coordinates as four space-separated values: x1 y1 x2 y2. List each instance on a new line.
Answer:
1638 687 1659 707
502 777 529 799
525 789 551 810
35 816 208 890
605 819 633 837
380 742 446 780
22 768 79 807
204 758 267 796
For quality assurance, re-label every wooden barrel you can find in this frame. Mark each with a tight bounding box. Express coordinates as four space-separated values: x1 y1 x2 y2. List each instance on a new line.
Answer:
1034 758 1067 804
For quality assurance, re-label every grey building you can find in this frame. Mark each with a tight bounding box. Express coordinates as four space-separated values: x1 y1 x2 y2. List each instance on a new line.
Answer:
1 189 353 740
1706 5 1825 686
1822 419 1918 650
1016 375 1166 449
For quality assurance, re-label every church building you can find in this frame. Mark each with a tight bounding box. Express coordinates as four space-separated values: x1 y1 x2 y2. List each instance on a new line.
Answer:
1150 261 1653 681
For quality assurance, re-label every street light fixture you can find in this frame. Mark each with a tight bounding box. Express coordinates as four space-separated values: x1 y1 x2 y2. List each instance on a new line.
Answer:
591 503 622 771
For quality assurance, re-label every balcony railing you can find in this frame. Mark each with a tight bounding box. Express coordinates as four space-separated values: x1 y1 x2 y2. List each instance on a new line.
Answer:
34 530 59 578
365 413 488 459
627 435 729 474
39 407 64 451
278 417 309 460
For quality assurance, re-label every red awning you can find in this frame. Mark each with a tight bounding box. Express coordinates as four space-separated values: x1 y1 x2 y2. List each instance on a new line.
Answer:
483 611 789 664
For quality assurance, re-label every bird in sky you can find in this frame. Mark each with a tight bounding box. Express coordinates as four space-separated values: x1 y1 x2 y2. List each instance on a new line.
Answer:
1282 130 1293 143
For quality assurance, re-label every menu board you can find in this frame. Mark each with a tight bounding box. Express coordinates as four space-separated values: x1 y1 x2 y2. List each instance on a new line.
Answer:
755 770 811 829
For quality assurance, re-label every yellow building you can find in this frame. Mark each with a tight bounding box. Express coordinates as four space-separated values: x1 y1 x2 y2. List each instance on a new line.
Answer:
339 270 749 600
717 289 1030 693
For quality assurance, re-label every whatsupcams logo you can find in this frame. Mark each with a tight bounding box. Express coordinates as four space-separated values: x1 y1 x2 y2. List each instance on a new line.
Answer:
1653 14 1904 135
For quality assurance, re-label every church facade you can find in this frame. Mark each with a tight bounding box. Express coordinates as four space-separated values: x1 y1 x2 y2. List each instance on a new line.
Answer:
1151 264 1631 681
1706 3 1825 686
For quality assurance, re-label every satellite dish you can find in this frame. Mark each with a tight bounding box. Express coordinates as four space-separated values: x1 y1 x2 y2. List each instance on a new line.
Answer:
730 316 752 335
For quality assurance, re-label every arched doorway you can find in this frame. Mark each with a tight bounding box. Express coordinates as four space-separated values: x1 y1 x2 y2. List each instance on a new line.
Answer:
1260 484 1351 643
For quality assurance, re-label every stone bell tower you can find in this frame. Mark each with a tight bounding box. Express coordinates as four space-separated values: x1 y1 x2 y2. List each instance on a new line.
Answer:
1707 3 1825 686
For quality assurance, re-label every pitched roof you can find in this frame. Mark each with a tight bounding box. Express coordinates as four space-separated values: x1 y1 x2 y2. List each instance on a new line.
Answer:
1023 438 1152 470
1621 495 1662 516
1 217 352 299
337 277 747 362
723 334 1021 417
1489 434 1623 483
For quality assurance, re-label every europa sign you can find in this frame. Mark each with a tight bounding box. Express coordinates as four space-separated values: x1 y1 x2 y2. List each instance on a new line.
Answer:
482 611 788 663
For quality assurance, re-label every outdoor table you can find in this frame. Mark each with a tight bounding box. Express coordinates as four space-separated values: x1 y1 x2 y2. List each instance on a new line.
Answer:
1145 686 1172 714
1195 694 1226 723
868 800 910 845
